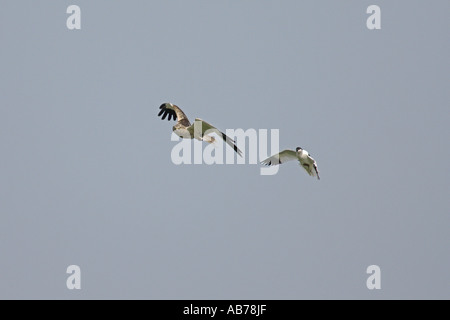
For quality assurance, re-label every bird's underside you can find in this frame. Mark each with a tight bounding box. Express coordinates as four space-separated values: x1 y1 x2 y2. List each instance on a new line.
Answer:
261 149 320 180
158 103 243 157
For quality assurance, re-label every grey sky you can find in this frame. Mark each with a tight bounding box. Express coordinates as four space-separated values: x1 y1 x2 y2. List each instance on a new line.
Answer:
0 1 449 299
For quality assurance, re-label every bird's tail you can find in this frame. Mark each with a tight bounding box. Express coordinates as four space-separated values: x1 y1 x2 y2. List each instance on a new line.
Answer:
221 133 243 157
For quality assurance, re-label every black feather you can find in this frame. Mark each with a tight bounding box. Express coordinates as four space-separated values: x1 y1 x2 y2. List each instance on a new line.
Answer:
158 103 178 121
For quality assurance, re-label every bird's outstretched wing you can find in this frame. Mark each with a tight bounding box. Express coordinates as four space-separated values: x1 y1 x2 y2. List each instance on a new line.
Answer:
158 103 191 127
299 154 320 180
193 118 243 157
260 150 298 166
309 156 320 180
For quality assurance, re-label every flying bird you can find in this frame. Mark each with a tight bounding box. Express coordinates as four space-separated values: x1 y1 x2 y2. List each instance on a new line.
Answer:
261 147 320 179
158 102 243 157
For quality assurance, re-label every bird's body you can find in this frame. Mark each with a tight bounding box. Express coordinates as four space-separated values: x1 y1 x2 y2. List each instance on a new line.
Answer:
261 147 320 179
173 124 192 139
158 103 242 157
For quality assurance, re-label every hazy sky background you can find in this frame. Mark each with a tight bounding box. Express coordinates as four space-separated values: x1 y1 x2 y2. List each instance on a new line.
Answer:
0 1 449 299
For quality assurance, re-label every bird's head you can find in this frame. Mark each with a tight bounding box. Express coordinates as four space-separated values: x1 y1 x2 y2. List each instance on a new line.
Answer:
295 147 303 152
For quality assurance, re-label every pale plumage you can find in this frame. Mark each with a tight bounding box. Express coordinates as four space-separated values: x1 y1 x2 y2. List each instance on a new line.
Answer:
158 103 243 157
261 147 320 179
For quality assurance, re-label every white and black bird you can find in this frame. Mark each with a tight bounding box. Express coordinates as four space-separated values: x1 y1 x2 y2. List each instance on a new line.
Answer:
158 102 243 157
261 147 320 180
